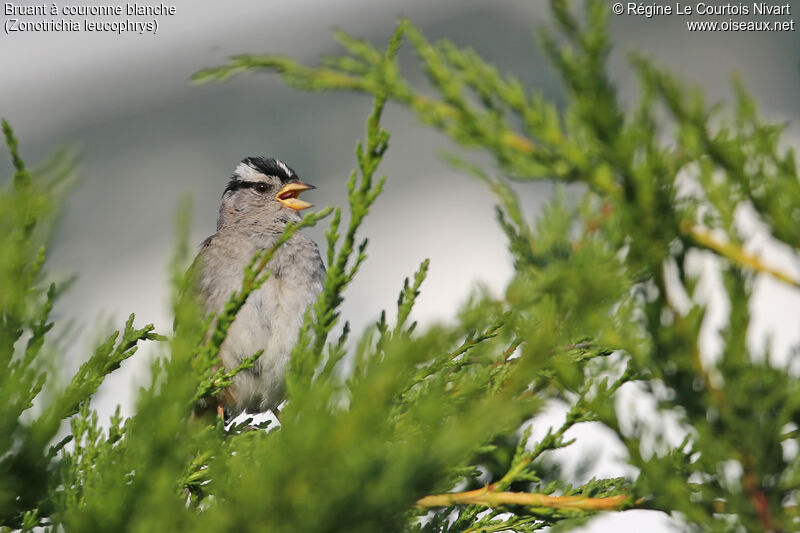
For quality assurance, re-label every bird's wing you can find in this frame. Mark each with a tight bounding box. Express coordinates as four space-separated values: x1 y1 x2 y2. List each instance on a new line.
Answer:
173 235 214 332
187 235 214 292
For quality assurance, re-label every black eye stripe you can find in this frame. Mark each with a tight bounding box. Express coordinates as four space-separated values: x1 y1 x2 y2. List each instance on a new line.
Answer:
224 180 271 194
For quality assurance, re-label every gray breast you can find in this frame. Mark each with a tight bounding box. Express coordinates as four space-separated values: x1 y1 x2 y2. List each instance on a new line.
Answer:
197 231 324 414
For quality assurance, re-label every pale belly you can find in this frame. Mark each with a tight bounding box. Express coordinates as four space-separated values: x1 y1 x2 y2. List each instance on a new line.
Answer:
219 274 320 414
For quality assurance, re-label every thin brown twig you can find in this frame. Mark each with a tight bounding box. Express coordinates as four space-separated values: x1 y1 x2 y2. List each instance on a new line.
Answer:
682 221 800 289
742 455 778 532
417 485 633 511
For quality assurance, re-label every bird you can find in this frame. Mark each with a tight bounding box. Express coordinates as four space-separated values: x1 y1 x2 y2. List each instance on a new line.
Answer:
191 156 324 420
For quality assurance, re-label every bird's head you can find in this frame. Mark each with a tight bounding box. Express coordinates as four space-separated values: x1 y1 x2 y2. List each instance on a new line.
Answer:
219 157 315 227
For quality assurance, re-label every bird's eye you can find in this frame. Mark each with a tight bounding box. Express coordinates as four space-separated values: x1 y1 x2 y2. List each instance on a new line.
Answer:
255 183 268 193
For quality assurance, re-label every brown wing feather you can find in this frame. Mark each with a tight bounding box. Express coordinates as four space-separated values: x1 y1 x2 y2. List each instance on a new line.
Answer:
180 235 234 419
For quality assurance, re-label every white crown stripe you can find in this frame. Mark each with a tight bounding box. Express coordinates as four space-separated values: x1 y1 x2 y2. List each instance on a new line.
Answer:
275 159 291 177
235 162 270 182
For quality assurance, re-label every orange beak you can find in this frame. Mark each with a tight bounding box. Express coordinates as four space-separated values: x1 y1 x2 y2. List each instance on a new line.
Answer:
276 181 315 210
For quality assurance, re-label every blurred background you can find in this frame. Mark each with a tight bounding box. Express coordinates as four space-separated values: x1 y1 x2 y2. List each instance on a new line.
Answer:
2 1 799 530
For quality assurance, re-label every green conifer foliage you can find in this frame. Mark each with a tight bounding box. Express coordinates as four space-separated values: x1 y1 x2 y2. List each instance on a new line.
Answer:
2 1 799 531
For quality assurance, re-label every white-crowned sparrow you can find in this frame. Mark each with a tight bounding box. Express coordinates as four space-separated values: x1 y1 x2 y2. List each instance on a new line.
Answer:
193 157 324 418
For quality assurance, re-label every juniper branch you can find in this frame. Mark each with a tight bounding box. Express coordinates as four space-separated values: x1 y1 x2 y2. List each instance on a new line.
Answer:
2 118 31 188
417 486 633 512
284 25 406 394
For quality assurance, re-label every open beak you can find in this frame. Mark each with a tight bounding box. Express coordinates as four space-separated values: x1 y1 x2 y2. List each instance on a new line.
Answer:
276 181 315 210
